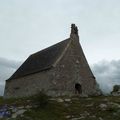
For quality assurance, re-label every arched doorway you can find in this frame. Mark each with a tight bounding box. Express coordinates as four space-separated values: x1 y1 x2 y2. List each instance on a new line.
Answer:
75 83 82 94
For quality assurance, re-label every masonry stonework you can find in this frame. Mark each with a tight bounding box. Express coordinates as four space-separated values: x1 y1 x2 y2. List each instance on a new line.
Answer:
4 24 100 98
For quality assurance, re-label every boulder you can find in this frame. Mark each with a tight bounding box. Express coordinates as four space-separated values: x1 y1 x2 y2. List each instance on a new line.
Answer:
56 98 64 103
99 103 107 111
64 98 71 102
111 85 120 96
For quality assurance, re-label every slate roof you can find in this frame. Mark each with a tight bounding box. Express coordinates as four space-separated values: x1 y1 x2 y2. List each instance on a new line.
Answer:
9 38 70 80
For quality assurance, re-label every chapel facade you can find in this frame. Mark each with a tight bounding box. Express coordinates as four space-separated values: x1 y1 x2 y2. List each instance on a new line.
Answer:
4 24 100 98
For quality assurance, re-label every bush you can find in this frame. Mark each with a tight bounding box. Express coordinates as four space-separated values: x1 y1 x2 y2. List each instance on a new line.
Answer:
113 85 120 92
32 92 49 109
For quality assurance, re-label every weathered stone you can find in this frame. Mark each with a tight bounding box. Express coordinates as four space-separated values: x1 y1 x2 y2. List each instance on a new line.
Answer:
102 98 109 102
107 102 120 108
25 105 32 109
111 85 120 96
111 92 120 96
89 115 96 118
99 117 104 120
57 98 64 103
99 104 107 111
64 98 71 102
113 85 120 92
17 106 24 109
79 111 90 118
11 107 18 113
80 93 88 98
64 103 69 107
49 98 56 101
12 109 26 118
12 113 17 119
0 115 3 119
86 98 92 100
86 103 94 107
71 117 85 120
4 24 101 98
65 115 71 119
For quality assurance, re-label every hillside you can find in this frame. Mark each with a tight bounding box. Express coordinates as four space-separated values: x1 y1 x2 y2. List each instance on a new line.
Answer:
0 95 120 120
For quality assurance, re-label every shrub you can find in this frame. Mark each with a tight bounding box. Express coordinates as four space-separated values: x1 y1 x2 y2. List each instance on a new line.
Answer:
32 92 49 109
113 85 120 92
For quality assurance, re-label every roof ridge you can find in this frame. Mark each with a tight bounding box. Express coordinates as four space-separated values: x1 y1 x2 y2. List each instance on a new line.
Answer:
31 38 70 57
53 38 71 67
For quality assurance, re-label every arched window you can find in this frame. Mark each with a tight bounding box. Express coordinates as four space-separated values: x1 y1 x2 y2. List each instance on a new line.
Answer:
75 83 82 94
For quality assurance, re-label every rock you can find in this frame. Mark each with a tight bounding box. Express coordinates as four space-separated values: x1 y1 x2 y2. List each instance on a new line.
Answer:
25 105 32 109
111 92 120 96
99 117 104 120
83 111 90 116
111 85 120 96
86 98 92 100
26 100 31 103
89 115 96 118
113 85 120 92
12 113 17 118
72 97 79 100
49 98 56 101
64 99 71 102
57 98 64 103
0 113 3 119
17 106 24 109
86 103 94 107
80 94 88 98
79 111 90 118
11 107 18 113
71 117 85 120
64 103 69 107
102 98 109 102
65 115 71 118
107 102 120 109
99 104 107 110
12 109 26 118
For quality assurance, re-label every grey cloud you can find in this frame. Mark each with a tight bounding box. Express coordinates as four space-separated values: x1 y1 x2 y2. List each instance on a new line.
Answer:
0 0 120 63
0 57 22 95
91 60 120 94
0 57 22 69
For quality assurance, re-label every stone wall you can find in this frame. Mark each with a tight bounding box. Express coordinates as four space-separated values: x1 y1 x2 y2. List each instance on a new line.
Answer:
4 35 99 98
4 69 54 98
50 35 99 96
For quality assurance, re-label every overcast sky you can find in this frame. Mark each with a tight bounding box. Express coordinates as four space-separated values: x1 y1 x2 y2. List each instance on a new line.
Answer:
0 0 120 95
1 0 120 63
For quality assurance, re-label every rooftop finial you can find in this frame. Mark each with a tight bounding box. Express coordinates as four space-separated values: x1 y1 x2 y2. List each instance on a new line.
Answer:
71 24 78 35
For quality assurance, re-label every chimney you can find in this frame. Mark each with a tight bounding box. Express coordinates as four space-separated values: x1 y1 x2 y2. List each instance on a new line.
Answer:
70 24 79 39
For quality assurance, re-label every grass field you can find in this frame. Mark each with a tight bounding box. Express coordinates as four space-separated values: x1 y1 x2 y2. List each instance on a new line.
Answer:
0 95 120 120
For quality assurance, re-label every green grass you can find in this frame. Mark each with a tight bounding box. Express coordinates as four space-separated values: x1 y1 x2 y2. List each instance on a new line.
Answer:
23 101 67 120
1 96 120 120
